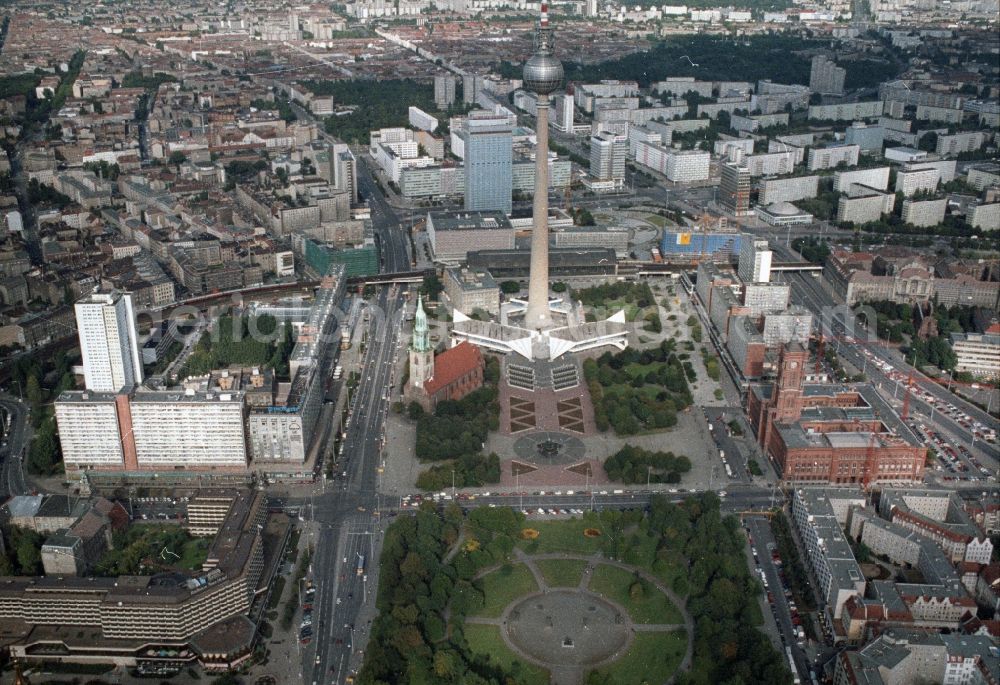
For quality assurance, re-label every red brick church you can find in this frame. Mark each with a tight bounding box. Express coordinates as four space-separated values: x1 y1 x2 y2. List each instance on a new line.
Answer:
403 294 484 412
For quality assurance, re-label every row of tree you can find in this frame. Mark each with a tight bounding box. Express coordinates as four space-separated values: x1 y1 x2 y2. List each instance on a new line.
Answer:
603 445 692 484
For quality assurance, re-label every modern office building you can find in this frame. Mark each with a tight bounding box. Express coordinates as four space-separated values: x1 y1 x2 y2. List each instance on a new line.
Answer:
75 290 143 392
426 210 515 263
0 490 280 673
461 113 513 214
720 162 751 216
554 93 574 131
950 328 1000 380
809 55 846 95
588 131 627 189
743 282 790 315
738 236 772 284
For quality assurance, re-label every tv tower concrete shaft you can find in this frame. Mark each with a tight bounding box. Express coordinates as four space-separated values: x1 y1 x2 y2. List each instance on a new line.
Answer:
525 93 551 331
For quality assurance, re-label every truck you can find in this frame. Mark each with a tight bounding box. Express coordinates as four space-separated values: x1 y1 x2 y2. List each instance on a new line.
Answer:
356 555 366 576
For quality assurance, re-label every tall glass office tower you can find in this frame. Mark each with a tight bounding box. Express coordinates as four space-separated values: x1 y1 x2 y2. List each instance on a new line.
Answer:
462 113 512 214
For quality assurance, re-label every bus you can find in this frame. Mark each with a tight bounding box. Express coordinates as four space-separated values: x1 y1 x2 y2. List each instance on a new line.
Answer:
356 554 366 576
786 647 801 685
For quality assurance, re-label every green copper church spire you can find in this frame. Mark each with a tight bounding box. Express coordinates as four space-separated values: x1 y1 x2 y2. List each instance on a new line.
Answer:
412 293 430 352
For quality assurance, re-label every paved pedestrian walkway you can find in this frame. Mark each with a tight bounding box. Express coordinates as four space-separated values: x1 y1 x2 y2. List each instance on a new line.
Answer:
462 549 694 685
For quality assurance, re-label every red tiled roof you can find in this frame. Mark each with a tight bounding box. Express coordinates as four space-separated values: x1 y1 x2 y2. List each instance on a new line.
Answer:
424 341 483 396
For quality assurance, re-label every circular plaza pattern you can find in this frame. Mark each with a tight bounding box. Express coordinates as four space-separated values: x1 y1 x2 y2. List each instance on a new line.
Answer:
512 431 587 465
463 552 693 685
505 589 630 667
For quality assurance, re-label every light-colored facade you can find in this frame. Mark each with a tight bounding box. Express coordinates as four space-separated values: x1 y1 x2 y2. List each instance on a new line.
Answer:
738 236 772 284
901 198 947 228
792 489 867 621
553 227 630 256
664 150 710 183
837 187 894 224
742 283 790 316
408 106 439 132
762 307 812 346
444 267 500 316
758 175 819 205
745 151 797 177
54 397 124 470
807 144 860 171
807 101 883 121
426 210 515 263
128 391 249 469
951 331 1000 381
589 132 627 187
969 202 1000 231
935 131 989 157
895 166 941 197
833 167 890 193
75 291 143 393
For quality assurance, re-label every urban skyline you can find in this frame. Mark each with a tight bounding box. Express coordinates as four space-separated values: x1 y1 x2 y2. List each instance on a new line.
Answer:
0 1 996 684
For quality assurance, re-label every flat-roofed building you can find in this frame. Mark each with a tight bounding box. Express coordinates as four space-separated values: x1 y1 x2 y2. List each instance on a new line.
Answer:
426 210 515 264
952 330 1000 380
444 267 500 316
758 175 819 205
791 488 867 620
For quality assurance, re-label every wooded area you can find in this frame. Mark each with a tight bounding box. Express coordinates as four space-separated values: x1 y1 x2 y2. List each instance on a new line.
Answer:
584 340 694 435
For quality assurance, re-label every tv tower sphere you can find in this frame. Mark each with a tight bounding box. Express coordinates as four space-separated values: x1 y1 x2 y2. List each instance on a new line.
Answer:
523 4 563 95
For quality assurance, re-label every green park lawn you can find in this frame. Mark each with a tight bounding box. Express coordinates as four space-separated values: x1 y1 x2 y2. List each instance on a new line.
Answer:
472 564 538 618
588 564 684 624
517 518 606 555
586 629 687 685
535 558 589 588
463 624 550 685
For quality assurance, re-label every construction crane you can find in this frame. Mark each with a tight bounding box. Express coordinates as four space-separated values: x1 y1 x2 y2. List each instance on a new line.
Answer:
815 334 825 375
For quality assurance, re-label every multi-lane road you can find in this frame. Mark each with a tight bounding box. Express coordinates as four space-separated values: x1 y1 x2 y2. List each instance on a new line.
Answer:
782 265 1000 471
0 393 30 498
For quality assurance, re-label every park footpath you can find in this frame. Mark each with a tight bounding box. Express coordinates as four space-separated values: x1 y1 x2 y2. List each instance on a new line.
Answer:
463 549 694 685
